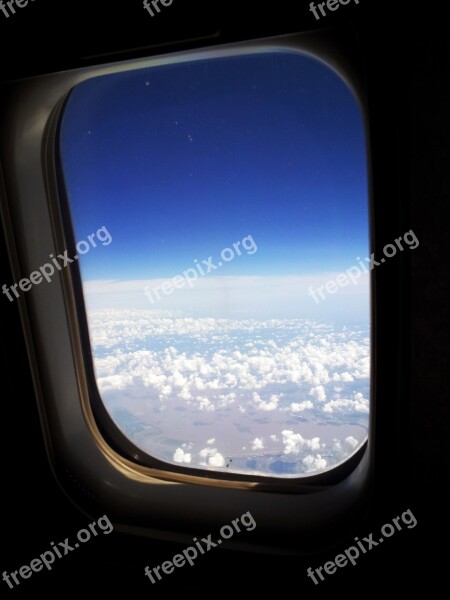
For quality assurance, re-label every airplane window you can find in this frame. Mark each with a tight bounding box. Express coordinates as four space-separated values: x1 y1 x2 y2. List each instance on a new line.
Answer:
58 51 370 478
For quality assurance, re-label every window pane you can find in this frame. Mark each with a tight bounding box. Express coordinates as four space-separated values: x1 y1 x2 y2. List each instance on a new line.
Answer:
59 51 370 478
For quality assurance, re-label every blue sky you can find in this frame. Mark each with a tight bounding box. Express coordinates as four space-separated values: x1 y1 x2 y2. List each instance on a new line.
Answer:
59 51 370 323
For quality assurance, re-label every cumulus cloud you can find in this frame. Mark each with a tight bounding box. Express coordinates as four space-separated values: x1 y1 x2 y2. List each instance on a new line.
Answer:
217 392 236 408
199 447 216 461
196 396 215 411
87 309 370 476
323 392 369 414
353 392 369 412
251 437 264 451
90 312 369 411
290 400 314 412
332 371 354 383
309 385 326 402
281 430 321 454
173 448 192 463
345 436 359 449
252 392 280 412
208 452 226 467
303 454 327 472
179 387 192 400
341 372 354 382
199 446 225 467
333 439 342 452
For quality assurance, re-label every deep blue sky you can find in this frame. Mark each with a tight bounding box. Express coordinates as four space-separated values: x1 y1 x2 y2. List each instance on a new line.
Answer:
60 51 369 281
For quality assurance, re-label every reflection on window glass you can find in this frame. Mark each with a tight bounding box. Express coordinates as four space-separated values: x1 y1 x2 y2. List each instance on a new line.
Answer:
59 51 370 478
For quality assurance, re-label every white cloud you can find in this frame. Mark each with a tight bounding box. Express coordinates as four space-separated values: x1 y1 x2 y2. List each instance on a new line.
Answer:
333 439 342 452
196 396 215 411
208 452 226 467
86 309 370 476
323 392 369 414
179 387 192 400
303 454 327 472
173 448 192 464
323 399 354 413
353 392 369 412
345 436 359 449
290 400 314 412
251 437 264 451
309 385 326 402
90 314 370 420
199 446 226 467
281 430 321 454
252 392 280 412
217 392 236 407
341 372 354 382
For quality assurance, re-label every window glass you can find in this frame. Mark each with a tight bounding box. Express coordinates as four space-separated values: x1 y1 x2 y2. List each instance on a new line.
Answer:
59 51 370 477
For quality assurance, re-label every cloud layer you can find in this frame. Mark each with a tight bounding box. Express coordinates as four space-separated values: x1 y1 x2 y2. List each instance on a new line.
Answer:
88 309 370 477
